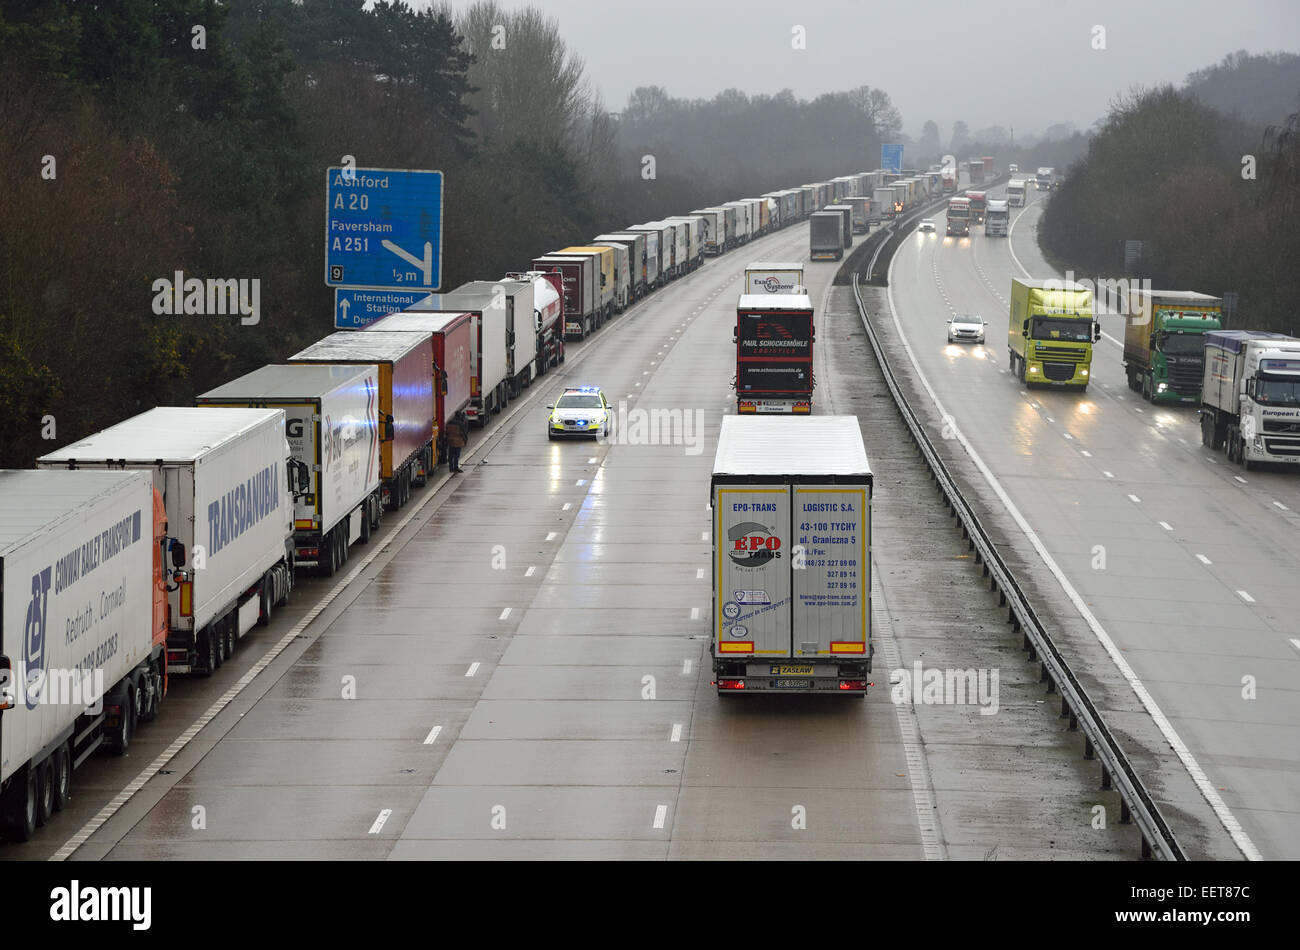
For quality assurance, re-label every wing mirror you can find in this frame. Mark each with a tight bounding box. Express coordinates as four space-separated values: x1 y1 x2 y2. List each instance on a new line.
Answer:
382 413 395 442
1094 323 1102 342
0 655 12 710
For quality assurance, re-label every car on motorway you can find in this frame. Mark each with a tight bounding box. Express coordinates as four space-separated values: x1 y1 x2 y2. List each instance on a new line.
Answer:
947 314 987 344
918 218 935 232
547 386 611 439
1008 163 1019 173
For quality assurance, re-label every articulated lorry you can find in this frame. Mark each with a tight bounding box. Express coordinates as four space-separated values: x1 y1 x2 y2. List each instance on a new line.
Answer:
289 332 435 503
1007 179 1027 206
532 254 601 339
593 233 648 300
1200 330 1300 469
967 191 987 225
744 262 804 296
690 210 727 256
710 416 873 695
365 308 478 464
873 187 895 223
809 211 844 261
735 294 815 414
845 195 871 234
555 249 613 322
1008 279 1098 390
984 198 1009 236
823 204 853 249
0 469 175 840
197 364 382 576
39 407 302 678
1123 290 1222 403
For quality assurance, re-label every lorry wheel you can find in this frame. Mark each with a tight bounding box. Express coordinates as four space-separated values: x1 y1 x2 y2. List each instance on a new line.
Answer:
339 526 349 566
1200 415 1213 447
320 528 338 577
259 581 273 626
359 505 372 544
109 686 136 753
51 743 71 812
2 768 37 842
1243 446 1258 471
36 759 55 827
1142 374 1153 401
223 617 236 658
141 665 161 722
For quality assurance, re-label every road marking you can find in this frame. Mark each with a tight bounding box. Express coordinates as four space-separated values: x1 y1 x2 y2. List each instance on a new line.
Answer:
1196 554 1213 565
653 805 667 829
369 809 393 834
575 479 586 486
466 662 481 677
1158 521 1172 531
1274 501 1289 511
423 725 443 745
682 658 693 674
701 530 708 540
546 531 557 541
498 607 511 620
1135 407 1144 413
882 261 1262 862
525 565 536 577
696 568 705 579
1104 471 1114 478
1290 639 1300 656
562 502 572 510
1234 476 1247 484
1063 433 1074 440
1081 450 1092 457
670 723 683 742
1128 494 1141 504
1236 590 1255 603
689 607 700 621
588 457 597 463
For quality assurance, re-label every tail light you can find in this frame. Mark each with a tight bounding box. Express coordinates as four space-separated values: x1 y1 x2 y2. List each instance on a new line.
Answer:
839 680 868 691
716 679 746 690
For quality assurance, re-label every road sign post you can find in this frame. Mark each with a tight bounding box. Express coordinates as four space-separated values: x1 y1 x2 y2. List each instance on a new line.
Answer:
325 167 444 292
881 144 903 174
334 288 430 329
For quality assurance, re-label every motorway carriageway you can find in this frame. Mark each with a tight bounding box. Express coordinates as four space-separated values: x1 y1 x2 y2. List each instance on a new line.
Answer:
883 180 1300 859
7 216 1142 861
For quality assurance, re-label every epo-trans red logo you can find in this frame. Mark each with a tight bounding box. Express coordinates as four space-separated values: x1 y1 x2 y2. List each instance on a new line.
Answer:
727 522 782 567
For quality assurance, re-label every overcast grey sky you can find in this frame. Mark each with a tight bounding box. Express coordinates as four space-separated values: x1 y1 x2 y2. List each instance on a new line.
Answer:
424 0 1298 139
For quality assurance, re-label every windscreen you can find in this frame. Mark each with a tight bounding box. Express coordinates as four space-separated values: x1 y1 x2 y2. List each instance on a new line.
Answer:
1160 333 1204 357
1031 317 1092 342
1255 375 1300 406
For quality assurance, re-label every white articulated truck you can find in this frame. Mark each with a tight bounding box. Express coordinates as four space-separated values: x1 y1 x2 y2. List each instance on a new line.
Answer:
197 363 383 577
39 407 302 678
710 416 873 694
0 469 174 840
1200 330 1300 469
744 262 804 296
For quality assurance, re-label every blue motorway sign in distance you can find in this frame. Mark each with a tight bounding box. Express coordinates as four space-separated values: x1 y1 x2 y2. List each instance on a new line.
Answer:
334 288 430 329
325 167 443 291
880 144 903 174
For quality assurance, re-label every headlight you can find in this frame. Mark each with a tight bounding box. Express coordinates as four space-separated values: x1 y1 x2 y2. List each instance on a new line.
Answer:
1081 368 1089 377
1029 366 1039 374
1156 382 1166 392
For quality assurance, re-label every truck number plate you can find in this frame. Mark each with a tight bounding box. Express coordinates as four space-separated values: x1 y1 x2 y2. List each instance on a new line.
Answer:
772 678 811 688
771 665 813 675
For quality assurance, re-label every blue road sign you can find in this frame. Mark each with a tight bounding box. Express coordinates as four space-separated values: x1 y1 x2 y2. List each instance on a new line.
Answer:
881 144 903 174
325 167 443 291
334 287 429 329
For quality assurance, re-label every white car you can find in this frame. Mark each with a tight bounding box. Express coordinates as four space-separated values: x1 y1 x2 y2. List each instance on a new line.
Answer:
1008 163 1019 173
947 315 987 344
547 386 611 439
918 218 935 232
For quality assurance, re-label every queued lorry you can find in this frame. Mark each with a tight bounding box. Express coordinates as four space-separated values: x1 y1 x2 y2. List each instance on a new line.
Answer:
744 262 804 296
734 293 815 414
1200 331 1300 469
1007 179 1027 206
845 195 871 234
810 211 844 261
197 364 382 577
1 469 174 840
593 233 649 300
289 331 435 503
873 187 896 222
626 224 674 284
690 209 727 256
1008 279 1099 390
1122 290 1222 403
967 191 987 225
532 254 602 339
984 198 1009 236
663 216 705 273
556 248 614 321
364 308 478 465
505 269 566 372
710 416 873 694
39 407 303 678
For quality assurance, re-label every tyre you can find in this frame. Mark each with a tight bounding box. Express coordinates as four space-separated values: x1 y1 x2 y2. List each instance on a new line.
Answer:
223 617 235 658
359 505 371 544
547 432 555 441
36 759 54 827
2 768 37 842
1201 414 1213 448
141 664 161 722
214 621 227 667
108 686 135 753
198 628 218 677
1008 350 1016 372
338 525 349 566
51 743 71 812
258 580 272 626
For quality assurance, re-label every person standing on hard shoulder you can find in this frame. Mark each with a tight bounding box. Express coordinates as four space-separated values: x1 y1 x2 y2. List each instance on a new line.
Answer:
447 411 468 473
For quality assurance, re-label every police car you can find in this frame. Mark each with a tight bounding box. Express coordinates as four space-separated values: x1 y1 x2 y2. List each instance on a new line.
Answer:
547 386 611 440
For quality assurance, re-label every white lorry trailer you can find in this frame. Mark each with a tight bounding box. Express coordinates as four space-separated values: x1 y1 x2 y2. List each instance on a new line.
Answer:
710 416 873 694
1200 330 1300 469
984 198 1010 236
743 262 805 296
0 469 173 840
197 363 383 577
39 407 301 678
